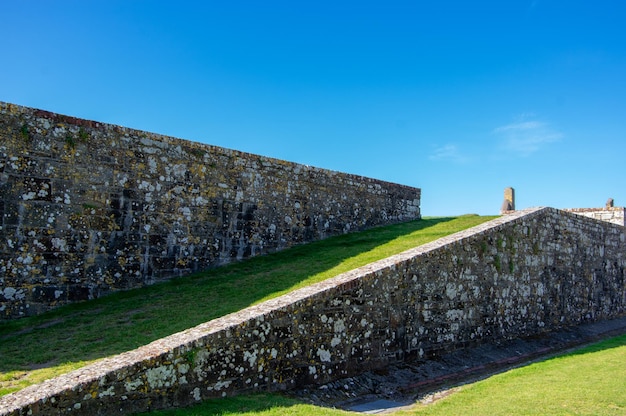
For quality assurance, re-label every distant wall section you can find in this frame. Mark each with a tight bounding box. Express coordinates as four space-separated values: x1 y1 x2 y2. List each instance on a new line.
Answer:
564 207 625 227
0 102 420 318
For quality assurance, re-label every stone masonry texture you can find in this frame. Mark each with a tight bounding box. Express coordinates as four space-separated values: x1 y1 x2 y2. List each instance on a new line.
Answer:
565 207 626 227
0 102 421 319
1 207 625 415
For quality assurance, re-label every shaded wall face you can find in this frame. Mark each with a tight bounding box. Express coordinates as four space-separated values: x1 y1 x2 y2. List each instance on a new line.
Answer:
0 102 420 318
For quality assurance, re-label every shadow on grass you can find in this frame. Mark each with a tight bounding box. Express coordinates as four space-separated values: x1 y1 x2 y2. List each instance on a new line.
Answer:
131 393 338 416
559 331 626 357
0 217 463 386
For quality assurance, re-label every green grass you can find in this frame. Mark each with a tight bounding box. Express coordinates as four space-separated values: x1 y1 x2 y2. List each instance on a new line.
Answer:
0 214 495 396
140 333 626 416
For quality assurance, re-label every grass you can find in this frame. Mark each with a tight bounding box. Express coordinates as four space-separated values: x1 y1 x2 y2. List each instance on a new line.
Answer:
140 333 626 416
0 214 495 397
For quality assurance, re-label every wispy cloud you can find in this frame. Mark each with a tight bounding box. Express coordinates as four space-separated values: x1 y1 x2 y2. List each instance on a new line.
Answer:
428 144 468 163
494 117 563 156
494 121 544 132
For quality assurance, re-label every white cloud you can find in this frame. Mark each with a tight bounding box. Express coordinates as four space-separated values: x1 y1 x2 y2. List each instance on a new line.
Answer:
494 117 563 156
428 144 468 163
494 121 544 132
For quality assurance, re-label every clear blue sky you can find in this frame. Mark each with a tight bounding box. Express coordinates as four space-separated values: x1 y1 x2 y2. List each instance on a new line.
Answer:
2 1 625 216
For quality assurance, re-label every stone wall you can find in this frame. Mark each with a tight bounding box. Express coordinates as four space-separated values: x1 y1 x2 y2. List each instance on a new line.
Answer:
1 207 625 415
0 102 421 319
564 207 626 226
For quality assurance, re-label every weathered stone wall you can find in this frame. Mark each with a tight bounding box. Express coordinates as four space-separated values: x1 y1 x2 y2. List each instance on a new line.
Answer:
0 102 421 319
564 207 626 226
2 207 625 415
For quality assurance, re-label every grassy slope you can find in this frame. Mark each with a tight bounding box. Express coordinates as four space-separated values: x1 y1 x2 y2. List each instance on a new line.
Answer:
143 334 626 416
0 215 495 396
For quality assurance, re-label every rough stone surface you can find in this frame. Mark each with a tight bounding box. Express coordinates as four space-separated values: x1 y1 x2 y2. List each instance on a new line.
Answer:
0 101 420 319
500 187 515 214
1 207 625 415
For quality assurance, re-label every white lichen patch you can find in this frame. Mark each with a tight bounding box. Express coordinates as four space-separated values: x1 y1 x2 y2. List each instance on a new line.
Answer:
145 365 177 389
99 386 115 397
445 309 464 321
177 363 190 375
51 238 67 252
317 348 331 363
192 387 201 401
445 282 458 299
243 350 257 367
148 156 158 173
2 287 17 300
124 378 144 392
210 380 232 391
333 319 345 333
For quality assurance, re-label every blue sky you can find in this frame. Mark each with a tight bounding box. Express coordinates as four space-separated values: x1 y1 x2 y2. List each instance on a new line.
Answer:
2 1 625 216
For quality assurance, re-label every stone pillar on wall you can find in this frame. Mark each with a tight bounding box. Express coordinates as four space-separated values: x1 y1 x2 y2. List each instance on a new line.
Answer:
606 198 614 208
500 187 515 214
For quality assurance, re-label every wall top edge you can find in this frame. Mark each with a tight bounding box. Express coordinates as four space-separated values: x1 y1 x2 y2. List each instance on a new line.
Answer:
0 101 419 192
563 207 625 213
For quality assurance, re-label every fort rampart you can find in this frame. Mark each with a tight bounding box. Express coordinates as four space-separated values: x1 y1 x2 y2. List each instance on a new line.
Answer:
1 207 625 415
565 207 626 226
0 102 420 318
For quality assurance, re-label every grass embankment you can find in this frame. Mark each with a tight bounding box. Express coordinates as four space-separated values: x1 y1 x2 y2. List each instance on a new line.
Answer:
144 333 626 415
0 214 495 396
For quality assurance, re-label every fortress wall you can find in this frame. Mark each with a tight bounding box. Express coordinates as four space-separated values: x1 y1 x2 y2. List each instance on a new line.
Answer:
0 102 420 319
2 207 625 415
564 207 626 227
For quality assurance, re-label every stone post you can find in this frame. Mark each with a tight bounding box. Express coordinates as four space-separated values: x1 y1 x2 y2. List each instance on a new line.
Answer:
500 187 515 214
